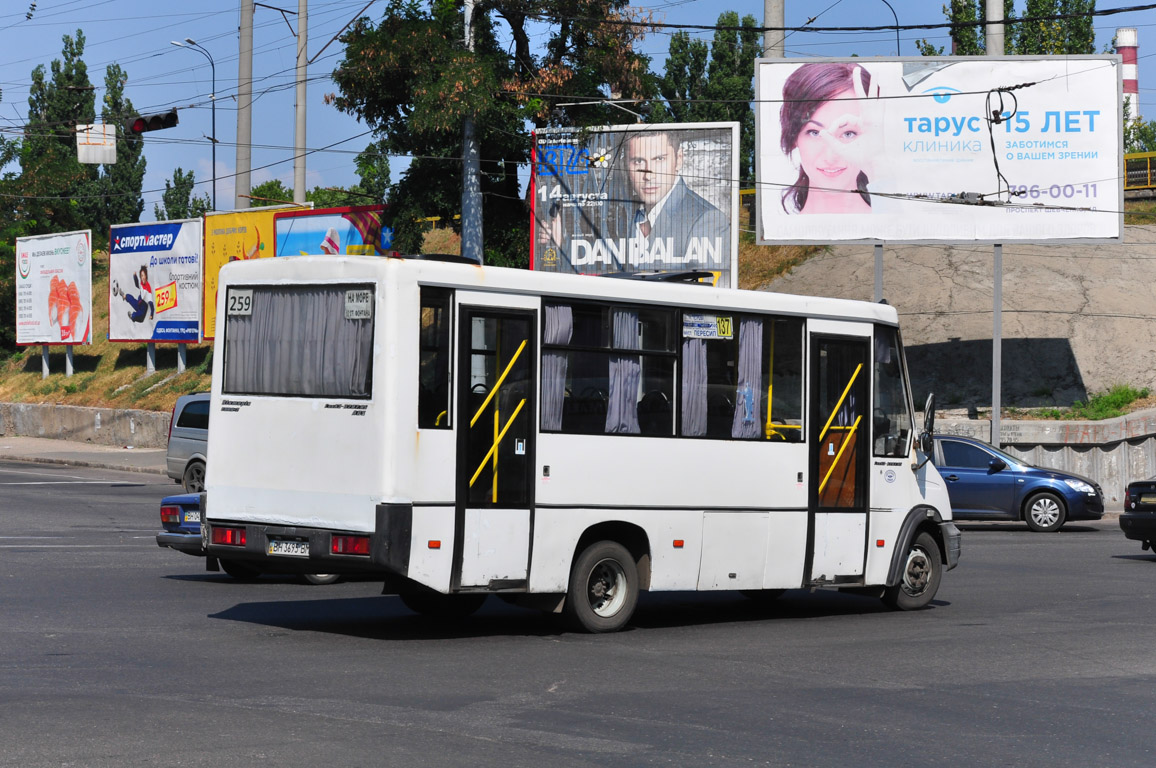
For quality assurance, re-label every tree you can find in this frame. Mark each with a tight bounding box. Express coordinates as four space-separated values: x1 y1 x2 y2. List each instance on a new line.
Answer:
18 30 98 235
94 63 146 229
332 0 654 267
918 1 1094 56
657 13 760 182
154 167 210 221
248 179 295 207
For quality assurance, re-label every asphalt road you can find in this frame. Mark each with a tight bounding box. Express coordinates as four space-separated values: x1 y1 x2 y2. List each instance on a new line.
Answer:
1 459 1153 767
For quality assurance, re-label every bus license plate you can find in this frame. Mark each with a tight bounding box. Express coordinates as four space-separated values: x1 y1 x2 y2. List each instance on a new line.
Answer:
184 510 201 523
268 539 309 557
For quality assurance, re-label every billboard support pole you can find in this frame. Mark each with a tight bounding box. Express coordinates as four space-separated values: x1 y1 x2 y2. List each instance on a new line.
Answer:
177 344 187 374
65 346 74 377
41 346 49 380
992 244 1003 446
873 244 883 303
146 343 156 374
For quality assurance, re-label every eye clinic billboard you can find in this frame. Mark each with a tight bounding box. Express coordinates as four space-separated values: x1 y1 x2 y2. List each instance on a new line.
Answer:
531 123 740 288
755 57 1122 244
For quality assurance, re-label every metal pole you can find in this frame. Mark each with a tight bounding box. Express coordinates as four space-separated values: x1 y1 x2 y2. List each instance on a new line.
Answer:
460 0 483 263
172 40 216 211
874 244 883 303
992 244 1002 445
879 0 901 55
236 0 254 209
986 0 1005 55
147 342 156 374
178 343 186 374
65 345 73 377
293 0 308 204
764 0 784 58
41 346 48 379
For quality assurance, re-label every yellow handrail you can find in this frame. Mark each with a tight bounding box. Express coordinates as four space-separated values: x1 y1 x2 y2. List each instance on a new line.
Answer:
470 339 527 428
818 363 862 442
469 399 527 488
818 414 862 495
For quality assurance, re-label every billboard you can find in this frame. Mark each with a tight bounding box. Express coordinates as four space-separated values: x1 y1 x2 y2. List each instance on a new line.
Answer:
15 230 92 346
755 57 1122 244
273 205 393 257
203 206 307 340
531 123 740 288
109 220 203 343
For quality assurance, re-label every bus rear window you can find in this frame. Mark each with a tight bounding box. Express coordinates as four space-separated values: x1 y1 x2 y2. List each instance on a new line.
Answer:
222 284 375 398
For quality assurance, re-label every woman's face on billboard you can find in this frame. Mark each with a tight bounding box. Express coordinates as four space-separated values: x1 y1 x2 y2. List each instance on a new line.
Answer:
794 89 864 191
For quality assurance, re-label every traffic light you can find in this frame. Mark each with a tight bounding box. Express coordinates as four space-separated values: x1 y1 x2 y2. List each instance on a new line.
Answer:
123 109 179 136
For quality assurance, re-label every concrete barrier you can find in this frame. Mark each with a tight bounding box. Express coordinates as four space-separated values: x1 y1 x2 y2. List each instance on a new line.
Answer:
0 402 171 449
938 409 1156 511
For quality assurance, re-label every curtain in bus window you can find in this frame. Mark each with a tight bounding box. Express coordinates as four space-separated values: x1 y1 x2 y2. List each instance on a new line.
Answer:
606 308 641 434
541 304 573 431
731 318 763 438
224 286 373 397
681 337 708 436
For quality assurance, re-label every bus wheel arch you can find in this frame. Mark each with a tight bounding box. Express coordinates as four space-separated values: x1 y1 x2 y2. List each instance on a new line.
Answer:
883 507 948 611
564 523 651 633
571 522 651 591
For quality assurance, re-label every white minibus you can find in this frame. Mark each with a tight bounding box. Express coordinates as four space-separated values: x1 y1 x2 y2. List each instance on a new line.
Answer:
202 255 960 632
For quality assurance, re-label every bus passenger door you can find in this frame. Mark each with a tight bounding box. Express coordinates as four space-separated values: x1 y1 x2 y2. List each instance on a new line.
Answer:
454 307 535 591
807 333 869 583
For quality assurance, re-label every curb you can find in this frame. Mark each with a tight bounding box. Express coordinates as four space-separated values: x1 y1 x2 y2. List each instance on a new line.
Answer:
0 454 168 476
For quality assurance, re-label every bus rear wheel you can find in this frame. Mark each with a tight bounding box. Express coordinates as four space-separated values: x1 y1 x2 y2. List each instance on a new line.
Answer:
564 541 639 633
883 532 942 611
399 587 487 619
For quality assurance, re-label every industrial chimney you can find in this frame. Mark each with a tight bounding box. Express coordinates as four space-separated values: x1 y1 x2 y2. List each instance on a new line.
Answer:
1118 27 1140 121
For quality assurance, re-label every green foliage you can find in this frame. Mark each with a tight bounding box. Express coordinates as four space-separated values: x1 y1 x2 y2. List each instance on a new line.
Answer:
1035 385 1150 420
658 13 760 182
93 63 146 231
921 0 1093 57
248 179 295 207
153 167 210 221
332 0 653 266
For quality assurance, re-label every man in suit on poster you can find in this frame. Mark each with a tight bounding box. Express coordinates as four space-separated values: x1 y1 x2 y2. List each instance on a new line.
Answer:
623 129 728 268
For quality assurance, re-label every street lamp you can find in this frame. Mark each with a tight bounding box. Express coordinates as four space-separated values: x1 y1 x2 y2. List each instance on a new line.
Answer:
879 0 901 56
171 38 216 211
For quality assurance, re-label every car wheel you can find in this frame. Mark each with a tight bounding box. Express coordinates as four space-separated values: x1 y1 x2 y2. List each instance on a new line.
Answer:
883 532 942 611
220 559 261 581
1024 491 1066 532
399 587 487 618
302 574 340 586
564 541 639 633
182 460 206 494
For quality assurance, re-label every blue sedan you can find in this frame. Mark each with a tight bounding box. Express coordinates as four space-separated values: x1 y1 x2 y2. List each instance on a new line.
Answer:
156 494 340 584
932 435 1104 532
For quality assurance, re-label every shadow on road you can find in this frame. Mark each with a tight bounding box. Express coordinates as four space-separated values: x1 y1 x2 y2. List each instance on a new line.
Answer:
203 588 948 640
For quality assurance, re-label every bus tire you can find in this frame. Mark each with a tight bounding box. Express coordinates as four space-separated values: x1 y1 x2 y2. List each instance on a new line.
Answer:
399 587 486 618
564 541 638 633
882 532 941 611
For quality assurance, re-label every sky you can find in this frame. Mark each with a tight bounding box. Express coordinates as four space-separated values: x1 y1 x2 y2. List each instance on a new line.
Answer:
0 0 1151 222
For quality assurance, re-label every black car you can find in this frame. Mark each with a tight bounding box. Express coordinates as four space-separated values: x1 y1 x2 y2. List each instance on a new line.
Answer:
1121 477 1156 552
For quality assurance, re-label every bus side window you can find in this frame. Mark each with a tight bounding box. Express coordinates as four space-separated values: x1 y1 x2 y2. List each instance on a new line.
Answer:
418 288 453 428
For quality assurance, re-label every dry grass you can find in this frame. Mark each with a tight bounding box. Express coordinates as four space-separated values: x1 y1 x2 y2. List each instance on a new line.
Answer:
737 234 823 290
0 254 212 413
1125 197 1156 226
422 227 461 255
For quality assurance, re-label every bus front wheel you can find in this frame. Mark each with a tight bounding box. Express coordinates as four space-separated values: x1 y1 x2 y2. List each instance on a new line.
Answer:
565 541 639 633
883 532 942 611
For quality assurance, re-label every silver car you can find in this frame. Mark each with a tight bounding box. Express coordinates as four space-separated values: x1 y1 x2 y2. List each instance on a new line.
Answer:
166 392 208 493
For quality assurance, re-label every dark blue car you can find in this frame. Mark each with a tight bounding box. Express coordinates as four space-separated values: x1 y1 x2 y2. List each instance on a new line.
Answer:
156 494 339 584
932 435 1104 532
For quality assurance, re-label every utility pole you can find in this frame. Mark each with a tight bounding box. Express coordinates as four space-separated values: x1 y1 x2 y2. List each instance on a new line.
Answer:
987 0 1004 446
460 0 483 263
236 0 254 209
764 0 784 58
986 0 1005 55
294 0 308 204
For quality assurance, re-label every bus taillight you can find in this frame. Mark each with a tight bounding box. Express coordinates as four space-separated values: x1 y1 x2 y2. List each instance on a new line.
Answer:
332 535 370 555
211 526 246 546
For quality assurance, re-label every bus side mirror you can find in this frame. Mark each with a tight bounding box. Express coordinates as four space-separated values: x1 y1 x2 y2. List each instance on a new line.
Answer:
914 393 935 469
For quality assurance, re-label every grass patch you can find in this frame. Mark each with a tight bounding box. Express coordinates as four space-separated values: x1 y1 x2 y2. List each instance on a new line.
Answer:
1125 198 1156 226
737 232 824 290
1033 384 1151 420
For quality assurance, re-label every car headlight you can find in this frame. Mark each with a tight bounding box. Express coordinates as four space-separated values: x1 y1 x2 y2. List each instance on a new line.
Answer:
1064 478 1095 494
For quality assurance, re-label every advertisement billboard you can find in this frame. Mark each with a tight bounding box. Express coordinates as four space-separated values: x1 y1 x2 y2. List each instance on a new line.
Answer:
203 206 306 340
109 220 203 343
15 230 93 346
755 56 1122 244
531 123 740 287
273 205 393 257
